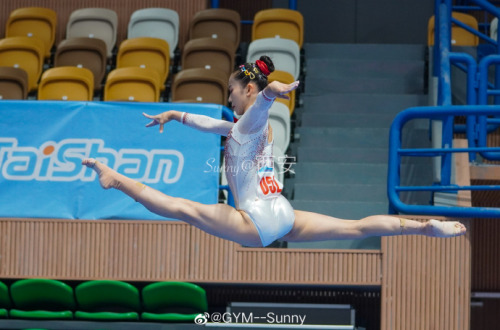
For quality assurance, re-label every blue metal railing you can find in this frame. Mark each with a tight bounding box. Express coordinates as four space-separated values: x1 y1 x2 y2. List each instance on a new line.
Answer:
389 105 500 217
389 0 500 216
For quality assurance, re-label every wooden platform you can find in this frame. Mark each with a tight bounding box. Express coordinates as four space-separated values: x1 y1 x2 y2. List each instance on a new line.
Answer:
0 216 470 330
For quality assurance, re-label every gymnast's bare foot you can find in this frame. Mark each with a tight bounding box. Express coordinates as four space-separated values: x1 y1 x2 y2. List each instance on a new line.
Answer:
425 219 466 237
82 158 119 190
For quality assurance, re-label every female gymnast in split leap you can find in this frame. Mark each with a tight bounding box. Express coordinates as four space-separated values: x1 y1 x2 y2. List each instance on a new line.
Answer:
82 56 466 247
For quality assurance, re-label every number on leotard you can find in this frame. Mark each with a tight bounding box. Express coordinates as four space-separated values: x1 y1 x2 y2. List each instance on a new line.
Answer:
260 176 282 195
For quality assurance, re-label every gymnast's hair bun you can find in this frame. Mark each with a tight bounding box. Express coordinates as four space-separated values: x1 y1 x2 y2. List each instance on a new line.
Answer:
257 55 275 76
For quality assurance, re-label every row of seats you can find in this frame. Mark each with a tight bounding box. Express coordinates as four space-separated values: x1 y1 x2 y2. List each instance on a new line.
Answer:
0 7 304 101
0 279 207 322
3 6 303 62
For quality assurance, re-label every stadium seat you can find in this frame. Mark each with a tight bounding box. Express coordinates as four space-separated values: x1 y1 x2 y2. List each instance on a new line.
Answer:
246 37 301 80
74 280 140 321
38 66 94 101
181 37 234 77
0 66 29 100
171 68 228 105
6 7 57 58
127 8 179 59
104 67 161 102
189 8 241 52
428 12 479 46
9 278 75 320
0 281 11 318
116 37 170 87
54 37 107 91
269 101 291 152
251 9 304 48
491 17 498 40
268 70 296 115
141 281 208 322
66 8 118 57
0 36 45 92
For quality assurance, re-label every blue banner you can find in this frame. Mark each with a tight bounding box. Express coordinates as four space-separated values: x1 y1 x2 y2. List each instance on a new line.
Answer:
0 101 223 220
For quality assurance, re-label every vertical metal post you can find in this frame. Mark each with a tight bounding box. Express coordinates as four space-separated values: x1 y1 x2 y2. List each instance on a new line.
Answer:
438 0 453 185
289 0 298 10
211 0 219 9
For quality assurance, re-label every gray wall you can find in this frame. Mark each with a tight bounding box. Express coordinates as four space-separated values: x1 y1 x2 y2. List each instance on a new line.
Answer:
273 0 434 44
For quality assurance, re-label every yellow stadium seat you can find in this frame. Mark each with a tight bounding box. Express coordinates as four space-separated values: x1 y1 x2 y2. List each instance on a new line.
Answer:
428 12 479 46
0 36 45 92
268 70 296 115
38 66 94 101
251 9 304 48
171 68 228 105
0 66 29 100
116 37 170 87
6 7 57 58
189 8 241 52
104 67 161 102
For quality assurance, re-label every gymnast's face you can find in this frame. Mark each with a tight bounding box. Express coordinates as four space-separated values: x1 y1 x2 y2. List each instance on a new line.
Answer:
228 74 257 116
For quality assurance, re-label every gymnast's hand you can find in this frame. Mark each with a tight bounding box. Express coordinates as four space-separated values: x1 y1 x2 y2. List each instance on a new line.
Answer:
264 80 300 100
143 110 180 133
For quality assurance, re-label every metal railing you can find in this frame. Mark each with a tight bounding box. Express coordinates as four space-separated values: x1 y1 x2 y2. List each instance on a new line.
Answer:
389 105 500 217
389 0 500 216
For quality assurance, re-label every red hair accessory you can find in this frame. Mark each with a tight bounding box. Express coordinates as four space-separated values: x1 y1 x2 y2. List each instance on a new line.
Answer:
255 60 270 76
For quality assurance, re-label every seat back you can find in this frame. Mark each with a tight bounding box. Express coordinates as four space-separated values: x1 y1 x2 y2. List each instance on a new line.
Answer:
104 67 161 102
0 36 45 92
491 17 498 40
0 281 11 309
6 7 57 58
0 66 29 100
267 70 296 115
246 38 300 80
128 8 179 58
116 37 170 85
182 37 234 77
75 280 140 311
171 68 228 105
54 37 107 90
10 279 75 311
428 12 479 46
142 281 208 313
67 8 118 57
38 66 94 101
269 101 291 152
252 9 304 48
189 8 241 52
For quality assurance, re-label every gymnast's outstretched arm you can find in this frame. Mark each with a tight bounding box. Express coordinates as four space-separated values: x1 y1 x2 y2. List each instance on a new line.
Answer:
143 110 234 136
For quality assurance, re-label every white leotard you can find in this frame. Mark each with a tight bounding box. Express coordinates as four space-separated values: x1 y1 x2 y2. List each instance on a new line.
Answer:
181 92 295 246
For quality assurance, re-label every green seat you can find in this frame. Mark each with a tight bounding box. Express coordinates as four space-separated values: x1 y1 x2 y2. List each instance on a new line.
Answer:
141 281 208 322
0 281 11 318
75 280 140 321
9 278 75 320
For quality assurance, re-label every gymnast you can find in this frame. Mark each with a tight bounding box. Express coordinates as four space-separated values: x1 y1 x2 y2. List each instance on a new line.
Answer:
82 56 466 247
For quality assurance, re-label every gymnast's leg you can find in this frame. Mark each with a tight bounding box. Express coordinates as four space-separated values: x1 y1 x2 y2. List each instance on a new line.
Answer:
281 210 466 242
82 158 262 247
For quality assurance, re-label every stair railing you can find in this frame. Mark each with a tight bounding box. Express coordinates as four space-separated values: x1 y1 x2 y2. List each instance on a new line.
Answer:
388 0 500 216
388 105 500 217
